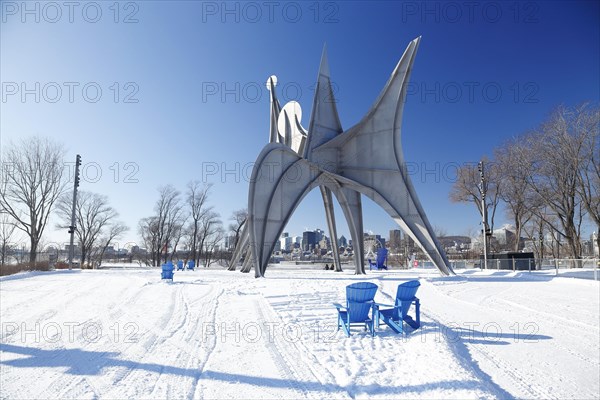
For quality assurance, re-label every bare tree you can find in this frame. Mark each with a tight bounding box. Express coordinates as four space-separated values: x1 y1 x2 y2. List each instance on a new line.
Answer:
0 213 17 266
203 222 224 267
228 208 247 250
185 181 212 266
575 105 600 255
139 185 186 266
450 159 502 234
168 216 188 261
0 137 66 263
433 225 447 238
523 213 547 263
56 191 120 267
525 106 589 260
138 216 159 266
495 139 536 251
93 221 129 266
197 210 222 266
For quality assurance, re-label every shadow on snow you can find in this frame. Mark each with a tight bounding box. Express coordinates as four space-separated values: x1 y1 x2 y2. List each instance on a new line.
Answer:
0 343 502 397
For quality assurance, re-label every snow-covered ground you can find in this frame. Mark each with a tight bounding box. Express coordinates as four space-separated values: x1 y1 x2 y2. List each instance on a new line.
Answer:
1 266 598 399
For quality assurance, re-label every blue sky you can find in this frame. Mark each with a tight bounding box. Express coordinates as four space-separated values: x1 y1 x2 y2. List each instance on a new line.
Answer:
1 1 599 248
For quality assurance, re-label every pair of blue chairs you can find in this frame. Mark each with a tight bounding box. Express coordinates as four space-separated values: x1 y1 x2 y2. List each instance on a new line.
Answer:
333 280 420 336
175 260 196 272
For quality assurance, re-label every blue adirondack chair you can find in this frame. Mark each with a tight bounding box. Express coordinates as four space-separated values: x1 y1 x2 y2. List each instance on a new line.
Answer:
176 260 184 271
333 282 378 337
368 248 388 270
374 280 420 334
187 260 195 270
161 261 174 281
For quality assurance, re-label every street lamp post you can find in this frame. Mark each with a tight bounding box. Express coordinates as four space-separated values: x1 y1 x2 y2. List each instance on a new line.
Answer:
478 161 489 269
68 154 81 270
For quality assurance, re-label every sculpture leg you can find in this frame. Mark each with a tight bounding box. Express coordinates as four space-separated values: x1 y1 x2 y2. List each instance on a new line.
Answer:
240 246 253 273
319 186 342 272
327 181 365 274
228 223 249 271
248 144 321 277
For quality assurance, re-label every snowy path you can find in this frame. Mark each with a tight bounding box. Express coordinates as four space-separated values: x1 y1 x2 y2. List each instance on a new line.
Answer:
1 268 598 399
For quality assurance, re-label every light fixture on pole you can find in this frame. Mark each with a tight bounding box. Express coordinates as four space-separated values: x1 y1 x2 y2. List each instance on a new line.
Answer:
478 161 489 269
68 154 81 270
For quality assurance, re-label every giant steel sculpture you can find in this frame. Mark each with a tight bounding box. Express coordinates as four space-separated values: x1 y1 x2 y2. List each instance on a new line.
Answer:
229 37 454 277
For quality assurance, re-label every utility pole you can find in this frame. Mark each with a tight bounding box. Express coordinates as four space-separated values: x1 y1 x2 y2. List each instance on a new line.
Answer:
478 161 489 269
68 154 81 270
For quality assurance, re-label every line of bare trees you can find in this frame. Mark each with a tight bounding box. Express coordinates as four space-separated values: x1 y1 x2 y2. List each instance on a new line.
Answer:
0 137 66 264
138 182 225 267
451 104 599 261
0 136 129 267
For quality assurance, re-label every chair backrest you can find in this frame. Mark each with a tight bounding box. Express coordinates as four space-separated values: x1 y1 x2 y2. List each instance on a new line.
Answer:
347 302 374 322
346 282 378 302
346 282 378 322
395 280 420 318
376 248 388 266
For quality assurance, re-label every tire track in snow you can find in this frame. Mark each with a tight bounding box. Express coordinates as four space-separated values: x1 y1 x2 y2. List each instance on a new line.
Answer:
149 283 225 399
42 280 155 398
47 280 186 398
106 281 221 399
253 297 320 400
491 297 600 369
419 281 557 399
494 295 600 331
2 277 136 399
188 280 246 400
32 281 143 399
424 309 547 400
0 276 100 342
146 285 192 398
424 276 600 398
260 279 354 399
182 286 225 400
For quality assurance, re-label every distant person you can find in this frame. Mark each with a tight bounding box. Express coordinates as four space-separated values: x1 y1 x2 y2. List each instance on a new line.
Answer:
324 264 329 270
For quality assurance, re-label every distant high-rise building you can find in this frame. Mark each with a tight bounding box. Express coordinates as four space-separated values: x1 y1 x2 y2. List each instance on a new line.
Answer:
315 229 325 243
493 226 516 246
338 235 347 248
280 235 292 251
302 231 317 251
318 237 330 250
591 232 598 257
364 233 384 246
224 234 237 251
403 235 415 252
389 229 402 249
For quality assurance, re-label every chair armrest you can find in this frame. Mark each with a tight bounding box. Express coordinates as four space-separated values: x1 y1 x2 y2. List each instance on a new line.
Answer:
373 302 396 309
333 303 346 310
